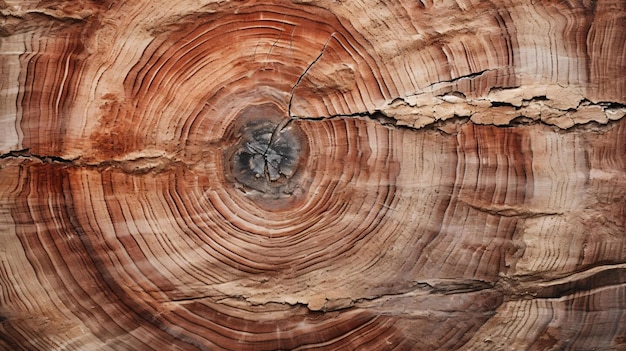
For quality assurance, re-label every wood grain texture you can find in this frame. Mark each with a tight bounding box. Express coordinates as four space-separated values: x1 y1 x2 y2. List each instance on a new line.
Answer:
1 0 625 350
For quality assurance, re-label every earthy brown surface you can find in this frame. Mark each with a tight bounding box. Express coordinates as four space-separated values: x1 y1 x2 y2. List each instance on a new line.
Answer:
1 0 625 350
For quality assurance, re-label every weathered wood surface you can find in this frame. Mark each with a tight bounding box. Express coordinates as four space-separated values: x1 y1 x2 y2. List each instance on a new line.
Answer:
1 0 625 350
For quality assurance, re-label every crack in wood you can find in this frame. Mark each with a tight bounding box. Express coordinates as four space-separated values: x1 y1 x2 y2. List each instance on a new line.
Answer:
460 201 564 218
422 68 498 90
287 32 336 120
498 263 626 301
164 264 626 314
0 148 76 163
0 149 183 174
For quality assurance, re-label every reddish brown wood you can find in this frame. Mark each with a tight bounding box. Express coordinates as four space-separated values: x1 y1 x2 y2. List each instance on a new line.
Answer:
1 0 625 350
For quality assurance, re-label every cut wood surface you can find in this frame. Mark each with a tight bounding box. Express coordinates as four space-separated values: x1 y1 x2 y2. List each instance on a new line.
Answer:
1 0 625 350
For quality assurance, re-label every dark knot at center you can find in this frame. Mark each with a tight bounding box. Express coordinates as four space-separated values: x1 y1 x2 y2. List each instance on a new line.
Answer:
225 104 307 197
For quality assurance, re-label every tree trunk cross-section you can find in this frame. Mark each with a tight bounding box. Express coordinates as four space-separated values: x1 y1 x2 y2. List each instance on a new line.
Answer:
1 0 625 350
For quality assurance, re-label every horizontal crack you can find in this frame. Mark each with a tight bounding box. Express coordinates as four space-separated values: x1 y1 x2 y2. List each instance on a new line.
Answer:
294 111 421 131
423 68 497 90
0 149 184 174
462 201 564 218
375 82 626 130
0 149 75 163
161 264 626 314
498 263 626 301
292 107 626 135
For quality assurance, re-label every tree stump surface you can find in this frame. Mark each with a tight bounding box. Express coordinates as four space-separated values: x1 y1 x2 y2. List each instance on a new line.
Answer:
1 0 625 350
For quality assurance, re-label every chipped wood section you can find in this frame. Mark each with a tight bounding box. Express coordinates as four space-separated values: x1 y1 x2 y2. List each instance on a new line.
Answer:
1 0 625 350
